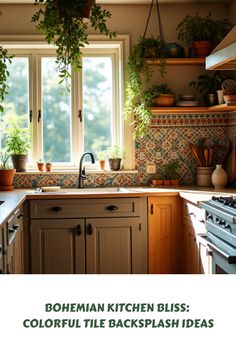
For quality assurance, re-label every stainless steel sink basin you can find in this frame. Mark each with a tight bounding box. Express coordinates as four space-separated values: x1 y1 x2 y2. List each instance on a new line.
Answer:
34 187 131 194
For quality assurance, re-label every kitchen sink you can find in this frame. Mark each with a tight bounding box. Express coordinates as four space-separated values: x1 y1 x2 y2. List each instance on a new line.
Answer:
34 187 131 194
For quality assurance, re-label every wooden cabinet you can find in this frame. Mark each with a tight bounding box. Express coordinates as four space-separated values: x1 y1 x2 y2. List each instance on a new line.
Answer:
6 207 24 274
0 224 5 274
31 219 85 274
148 196 181 274
86 217 144 274
30 198 147 274
182 199 211 274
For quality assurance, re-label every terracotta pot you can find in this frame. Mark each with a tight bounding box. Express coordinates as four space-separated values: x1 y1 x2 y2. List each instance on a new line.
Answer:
171 179 179 186
154 94 176 107
99 160 106 171
192 40 213 58
11 154 27 172
45 163 52 172
163 179 171 185
37 162 45 171
0 169 16 191
55 0 94 19
108 158 121 171
223 95 236 104
151 179 163 186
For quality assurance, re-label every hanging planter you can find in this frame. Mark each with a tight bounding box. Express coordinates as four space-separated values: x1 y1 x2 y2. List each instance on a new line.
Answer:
32 0 116 90
123 0 167 138
54 0 95 19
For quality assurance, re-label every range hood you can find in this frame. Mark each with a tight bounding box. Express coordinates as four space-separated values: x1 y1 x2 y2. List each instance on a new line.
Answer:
206 25 236 70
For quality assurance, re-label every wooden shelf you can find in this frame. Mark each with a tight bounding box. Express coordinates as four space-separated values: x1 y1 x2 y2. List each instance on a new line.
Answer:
145 58 205 66
150 103 236 114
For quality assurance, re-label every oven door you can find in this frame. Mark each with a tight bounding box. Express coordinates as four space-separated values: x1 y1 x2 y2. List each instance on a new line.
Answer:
207 232 236 274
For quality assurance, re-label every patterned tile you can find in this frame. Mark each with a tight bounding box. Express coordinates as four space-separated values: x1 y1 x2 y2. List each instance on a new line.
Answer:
13 113 236 188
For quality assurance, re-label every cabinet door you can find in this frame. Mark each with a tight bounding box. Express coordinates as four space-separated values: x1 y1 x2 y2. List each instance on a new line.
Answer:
13 220 24 274
30 219 85 274
148 196 181 274
0 225 4 274
86 217 146 274
197 237 211 274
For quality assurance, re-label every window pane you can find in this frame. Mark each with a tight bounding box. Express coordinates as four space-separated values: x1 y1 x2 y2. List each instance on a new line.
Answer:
41 58 72 163
83 57 112 157
0 57 29 149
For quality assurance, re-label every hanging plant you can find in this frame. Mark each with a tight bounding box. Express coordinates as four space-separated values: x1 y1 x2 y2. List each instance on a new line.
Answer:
32 0 116 90
123 36 166 138
0 46 13 112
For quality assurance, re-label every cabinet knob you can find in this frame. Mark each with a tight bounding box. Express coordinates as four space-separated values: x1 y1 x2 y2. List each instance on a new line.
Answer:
76 224 82 236
51 206 63 212
106 205 118 211
86 223 93 235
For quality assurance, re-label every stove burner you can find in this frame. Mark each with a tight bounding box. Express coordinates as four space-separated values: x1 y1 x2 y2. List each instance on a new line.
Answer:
211 196 236 209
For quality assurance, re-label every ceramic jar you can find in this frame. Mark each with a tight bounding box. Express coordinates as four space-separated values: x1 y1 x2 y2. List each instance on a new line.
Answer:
197 167 214 187
211 164 228 188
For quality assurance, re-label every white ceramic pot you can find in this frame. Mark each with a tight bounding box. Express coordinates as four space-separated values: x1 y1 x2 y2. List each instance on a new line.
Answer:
211 164 228 188
197 167 213 187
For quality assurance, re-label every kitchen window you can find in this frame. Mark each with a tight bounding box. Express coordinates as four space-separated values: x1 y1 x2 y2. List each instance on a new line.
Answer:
0 36 132 170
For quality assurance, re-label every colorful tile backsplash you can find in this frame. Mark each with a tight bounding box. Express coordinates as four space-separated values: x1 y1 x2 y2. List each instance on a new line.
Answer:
13 113 232 188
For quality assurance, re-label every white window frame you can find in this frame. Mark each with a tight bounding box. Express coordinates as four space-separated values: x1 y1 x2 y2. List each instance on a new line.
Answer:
0 34 135 170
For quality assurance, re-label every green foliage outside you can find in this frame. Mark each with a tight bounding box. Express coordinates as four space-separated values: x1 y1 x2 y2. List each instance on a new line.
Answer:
0 56 113 163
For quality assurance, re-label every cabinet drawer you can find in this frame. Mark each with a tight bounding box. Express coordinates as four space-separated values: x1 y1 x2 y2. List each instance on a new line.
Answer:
183 199 206 234
30 198 141 219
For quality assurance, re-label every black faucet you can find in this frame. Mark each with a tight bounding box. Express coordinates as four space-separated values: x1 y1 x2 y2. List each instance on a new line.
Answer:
78 152 95 188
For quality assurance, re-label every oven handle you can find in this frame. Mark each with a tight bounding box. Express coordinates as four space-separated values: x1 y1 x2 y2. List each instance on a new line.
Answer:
207 241 236 264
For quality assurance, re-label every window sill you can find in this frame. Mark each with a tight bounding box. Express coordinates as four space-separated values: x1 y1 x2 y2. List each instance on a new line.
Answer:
16 169 139 175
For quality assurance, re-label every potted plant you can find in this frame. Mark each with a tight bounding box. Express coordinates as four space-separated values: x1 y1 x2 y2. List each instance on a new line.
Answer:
123 36 166 138
161 160 180 185
106 145 126 171
0 46 13 112
45 161 52 172
6 126 30 172
177 13 232 57
0 150 16 191
37 159 45 171
148 84 175 107
97 150 107 171
32 0 116 90
189 71 226 106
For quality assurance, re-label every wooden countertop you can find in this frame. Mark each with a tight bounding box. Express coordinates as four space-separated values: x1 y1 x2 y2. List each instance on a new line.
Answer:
0 186 236 226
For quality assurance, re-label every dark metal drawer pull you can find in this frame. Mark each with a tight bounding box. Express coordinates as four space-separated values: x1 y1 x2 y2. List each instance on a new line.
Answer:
51 206 63 212
77 225 81 236
86 223 93 235
106 205 118 211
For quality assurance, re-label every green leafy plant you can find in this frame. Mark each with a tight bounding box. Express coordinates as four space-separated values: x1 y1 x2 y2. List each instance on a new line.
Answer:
129 83 173 138
123 36 166 138
177 13 232 46
0 149 12 170
6 126 30 155
106 145 126 159
0 46 13 112
32 0 116 90
189 71 226 95
161 160 180 180
97 150 108 160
